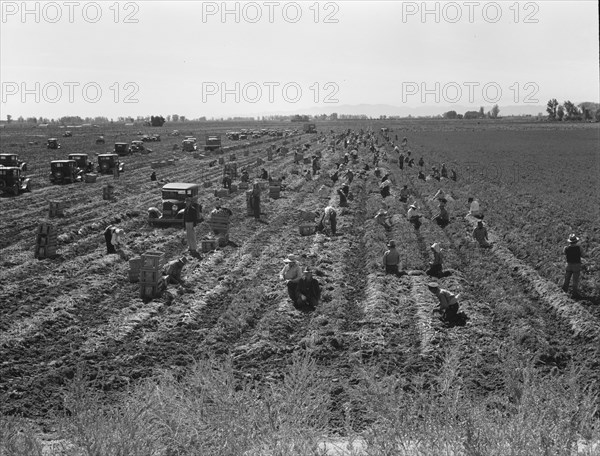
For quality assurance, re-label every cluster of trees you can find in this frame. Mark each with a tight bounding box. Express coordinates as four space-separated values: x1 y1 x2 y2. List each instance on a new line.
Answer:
546 100 599 121
443 105 500 120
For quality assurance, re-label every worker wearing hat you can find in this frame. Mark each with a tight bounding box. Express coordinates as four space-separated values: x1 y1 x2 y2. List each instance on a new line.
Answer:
407 204 423 230
383 240 407 277
163 256 188 285
426 243 444 278
280 254 302 304
427 282 460 322
296 266 321 310
562 234 584 298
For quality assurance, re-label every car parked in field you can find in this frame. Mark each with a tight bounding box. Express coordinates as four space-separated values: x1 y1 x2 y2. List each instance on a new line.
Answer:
97 154 124 174
47 138 61 149
148 183 202 226
114 142 131 155
49 160 80 184
0 167 31 195
130 140 145 152
0 153 27 172
68 153 92 173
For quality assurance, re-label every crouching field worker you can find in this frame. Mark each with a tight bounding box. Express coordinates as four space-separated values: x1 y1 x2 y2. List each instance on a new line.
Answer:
296 267 321 310
280 254 302 304
103 225 124 254
316 206 337 235
428 282 460 323
426 243 444 278
163 256 188 285
472 220 491 248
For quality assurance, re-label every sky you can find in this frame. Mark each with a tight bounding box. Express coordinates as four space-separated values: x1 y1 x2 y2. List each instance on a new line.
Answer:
1 0 598 119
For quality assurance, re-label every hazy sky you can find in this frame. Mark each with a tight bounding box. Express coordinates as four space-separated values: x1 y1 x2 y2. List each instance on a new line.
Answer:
1 0 598 119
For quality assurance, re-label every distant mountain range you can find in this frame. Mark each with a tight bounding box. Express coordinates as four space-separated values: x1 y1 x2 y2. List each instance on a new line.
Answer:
247 103 553 118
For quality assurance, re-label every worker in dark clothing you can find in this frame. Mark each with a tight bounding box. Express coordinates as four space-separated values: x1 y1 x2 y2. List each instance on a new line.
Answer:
150 171 157 181
562 234 584 298
296 267 321 310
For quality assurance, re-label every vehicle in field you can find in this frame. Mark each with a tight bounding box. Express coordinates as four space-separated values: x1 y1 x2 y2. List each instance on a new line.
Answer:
47 138 61 149
303 123 317 133
130 140 145 152
97 154 124 174
96 136 105 145
148 183 202 226
170 130 180 136
205 134 222 152
0 154 27 172
0 167 31 195
239 133 248 140
114 142 131 155
49 160 80 184
182 139 198 152
151 134 161 142
68 153 92 172
63 131 73 137
228 132 240 141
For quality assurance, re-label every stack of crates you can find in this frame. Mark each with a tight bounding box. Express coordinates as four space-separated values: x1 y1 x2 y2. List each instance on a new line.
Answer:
299 224 316 236
139 251 165 299
128 257 142 282
35 223 58 259
209 212 230 246
218 157 225 165
103 184 114 200
49 200 65 218
269 180 281 199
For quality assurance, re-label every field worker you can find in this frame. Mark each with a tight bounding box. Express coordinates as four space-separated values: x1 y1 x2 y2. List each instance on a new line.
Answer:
344 153 349 164
431 167 441 181
294 150 301 164
305 169 312 181
222 174 232 190
240 169 249 183
312 156 319 175
428 282 460 322
562 234 584 298
296 267 321 310
418 157 425 167
250 182 262 220
316 206 337 235
383 240 407 277
398 153 405 170
450 169 457 181
427 243 444 278
330 170 339 184
280 254 302 304
418 171 426 181
150 171 157 181
407 204 423 229
374 209 393 232
467 197 482 218
472 220 491 248
261 168 269 180
103 225 119 254
380 179 392 199
441 163 448 178
345 168 354 184
433 202 450 228
399 185 410 203
163 257 187 285
183 197 199 255
401 137 408 148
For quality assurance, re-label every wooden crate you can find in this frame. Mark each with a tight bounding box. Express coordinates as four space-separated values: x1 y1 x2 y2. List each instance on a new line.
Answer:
267 151 273 161
38 223 54 235
238 182 249 190
214 188 229 198
141 251 165 269
299 224 316 236
84 174 97 183
269 187 281 199
35 245 57 259
201 239 217 253
37 233 57 246
203 181 212 188
230 184 238 193
218 157 225 165
103 185 114 200
49 201 65 218
140 281 165 299
303 157 311 164
128 258 142 282
139 269 161 284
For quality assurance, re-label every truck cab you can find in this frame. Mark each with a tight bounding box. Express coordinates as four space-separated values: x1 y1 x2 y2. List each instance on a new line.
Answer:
148 183 202 226
50 160 80 184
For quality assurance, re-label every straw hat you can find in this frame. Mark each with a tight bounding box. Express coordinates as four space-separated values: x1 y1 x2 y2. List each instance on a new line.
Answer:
431 243 441 253
283 254 298 263
387 240 396 248
568 234 579 243
427 282 439 290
